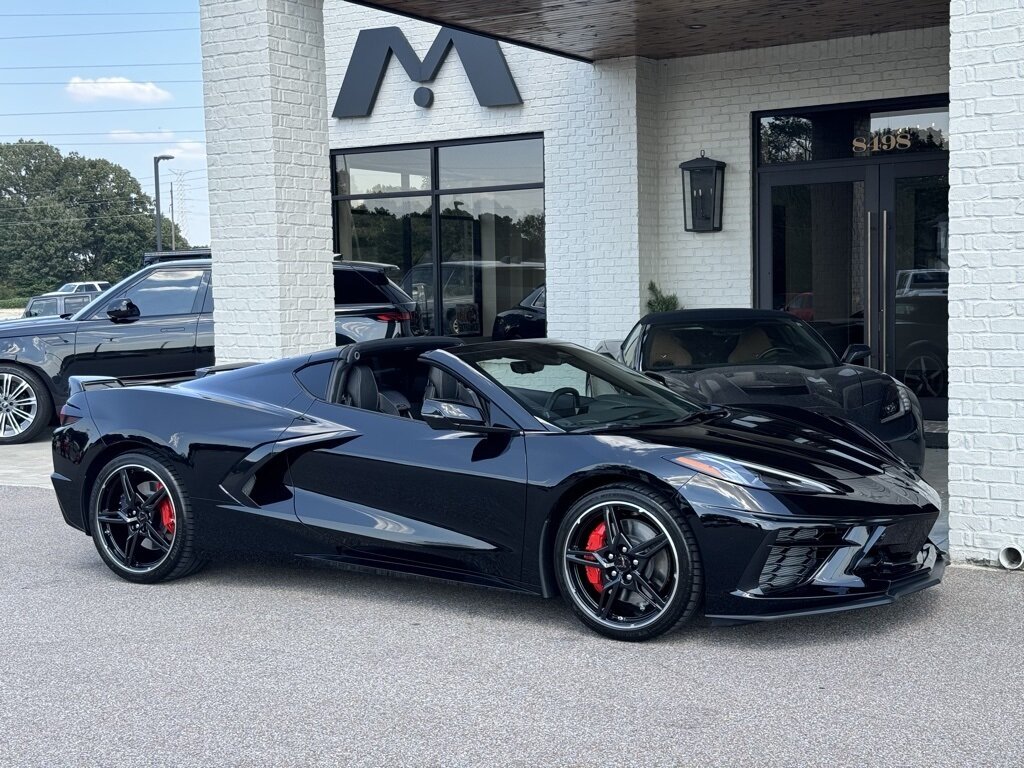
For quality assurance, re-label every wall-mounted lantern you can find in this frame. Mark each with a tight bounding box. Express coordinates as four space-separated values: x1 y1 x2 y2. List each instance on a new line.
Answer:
679 151 726 232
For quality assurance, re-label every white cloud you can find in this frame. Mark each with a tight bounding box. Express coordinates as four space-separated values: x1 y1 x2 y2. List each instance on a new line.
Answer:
159 140 207 163
108 129 177 142
66 77 172 104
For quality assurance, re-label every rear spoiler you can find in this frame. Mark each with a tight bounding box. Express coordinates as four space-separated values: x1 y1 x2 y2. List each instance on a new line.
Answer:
68 375 125 396
194 362 258 379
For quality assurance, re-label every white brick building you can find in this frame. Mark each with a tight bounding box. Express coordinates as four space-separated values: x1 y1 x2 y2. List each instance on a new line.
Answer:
199 0 1024 568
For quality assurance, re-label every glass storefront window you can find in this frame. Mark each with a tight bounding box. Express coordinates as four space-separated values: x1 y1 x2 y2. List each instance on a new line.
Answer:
332 137 545 339
868 108 948 154
437 190 545 337
335 148 431 196
758 102 949 165
335 197 432 272
438 138 544 189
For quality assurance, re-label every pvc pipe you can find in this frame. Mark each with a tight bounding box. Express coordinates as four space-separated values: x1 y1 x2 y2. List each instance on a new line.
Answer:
997 545 1024 571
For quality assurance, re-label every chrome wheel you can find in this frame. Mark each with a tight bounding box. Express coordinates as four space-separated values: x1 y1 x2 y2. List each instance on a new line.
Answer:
561 501 679 631
0 372 38 439
94 464 177 574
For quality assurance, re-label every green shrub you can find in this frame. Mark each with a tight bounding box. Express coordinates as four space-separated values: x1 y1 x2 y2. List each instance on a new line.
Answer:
0 297 28 310
646 281 679 314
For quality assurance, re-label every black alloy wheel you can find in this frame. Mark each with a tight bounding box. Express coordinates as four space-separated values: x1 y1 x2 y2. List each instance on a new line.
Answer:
0 365 52 445
89 451 204 583
555 483 702 641
900 351 947 398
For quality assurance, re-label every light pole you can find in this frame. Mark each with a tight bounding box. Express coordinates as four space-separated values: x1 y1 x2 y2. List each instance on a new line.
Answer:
153 154 174 251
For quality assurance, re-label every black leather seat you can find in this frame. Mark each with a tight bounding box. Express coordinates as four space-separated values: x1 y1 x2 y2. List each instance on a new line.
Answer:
424 367 477 408
344 364 407 417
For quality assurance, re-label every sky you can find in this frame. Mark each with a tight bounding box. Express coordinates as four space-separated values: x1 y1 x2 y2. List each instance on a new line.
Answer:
0 1 210 245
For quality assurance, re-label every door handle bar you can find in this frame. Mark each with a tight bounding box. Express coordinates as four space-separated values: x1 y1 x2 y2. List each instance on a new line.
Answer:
880 209 888 369
866 211 873 368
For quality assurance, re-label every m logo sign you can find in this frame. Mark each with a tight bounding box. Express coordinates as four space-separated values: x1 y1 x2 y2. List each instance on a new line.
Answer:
333 27 523 119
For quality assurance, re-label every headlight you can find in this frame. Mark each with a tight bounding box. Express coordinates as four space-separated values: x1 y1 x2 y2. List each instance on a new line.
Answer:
666 451 837 494
880 382 912 423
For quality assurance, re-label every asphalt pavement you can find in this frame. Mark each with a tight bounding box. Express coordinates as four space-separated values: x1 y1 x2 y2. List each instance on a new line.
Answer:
1 483 1022 767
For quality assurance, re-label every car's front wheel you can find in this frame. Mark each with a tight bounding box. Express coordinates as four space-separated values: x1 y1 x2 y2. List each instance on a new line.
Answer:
0 365 52 445
88 451 204 583
555 483 702 641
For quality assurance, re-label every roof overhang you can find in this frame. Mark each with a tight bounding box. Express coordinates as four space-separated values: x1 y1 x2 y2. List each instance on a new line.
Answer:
344 0 949 62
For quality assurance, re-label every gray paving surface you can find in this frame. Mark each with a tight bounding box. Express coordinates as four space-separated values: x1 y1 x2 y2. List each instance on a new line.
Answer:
0 430 52 489
1 483 1022 767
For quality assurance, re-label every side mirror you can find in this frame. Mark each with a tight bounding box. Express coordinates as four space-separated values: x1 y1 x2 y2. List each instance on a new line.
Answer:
643 370 668 385
841 343 871 364
421 398 510 434
107 298 140 323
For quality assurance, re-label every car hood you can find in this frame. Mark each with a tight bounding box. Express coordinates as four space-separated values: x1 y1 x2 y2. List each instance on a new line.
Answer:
0 316 75 338
656 364 880 416
598 406 905 483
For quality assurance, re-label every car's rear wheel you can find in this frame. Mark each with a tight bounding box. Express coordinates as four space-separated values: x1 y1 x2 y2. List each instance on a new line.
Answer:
555 483 702 641
0 365 51 445
88 451 204 583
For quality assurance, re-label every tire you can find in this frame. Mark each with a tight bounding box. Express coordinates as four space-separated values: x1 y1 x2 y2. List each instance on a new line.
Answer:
88 450 205 584
0 364 52 445
554 483 702 642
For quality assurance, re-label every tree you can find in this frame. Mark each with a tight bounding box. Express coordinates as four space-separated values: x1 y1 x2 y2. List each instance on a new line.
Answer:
760 116 813 164
0 140 188 297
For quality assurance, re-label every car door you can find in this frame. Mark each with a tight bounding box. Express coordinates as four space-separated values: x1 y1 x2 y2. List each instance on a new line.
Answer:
194 270 215 369
67 267 205 383
287 361 529 586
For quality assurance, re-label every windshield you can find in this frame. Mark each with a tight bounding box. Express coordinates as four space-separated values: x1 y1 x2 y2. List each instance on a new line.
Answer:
641 316 838 371
454 342 704 432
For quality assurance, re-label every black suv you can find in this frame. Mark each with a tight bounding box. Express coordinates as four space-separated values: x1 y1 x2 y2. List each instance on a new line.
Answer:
0 257 414 444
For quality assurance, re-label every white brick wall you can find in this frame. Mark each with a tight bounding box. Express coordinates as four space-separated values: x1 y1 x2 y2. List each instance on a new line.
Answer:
654 27 951 310
201 0 335 363
947 0 1024 565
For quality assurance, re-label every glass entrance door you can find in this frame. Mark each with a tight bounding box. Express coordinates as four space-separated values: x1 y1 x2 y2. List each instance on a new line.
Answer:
757 166 875 366
758 159 948 419
881 161 949 419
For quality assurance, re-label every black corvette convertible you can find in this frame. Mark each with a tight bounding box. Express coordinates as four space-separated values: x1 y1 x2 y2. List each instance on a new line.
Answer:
52 338 945 641
617 309 926 470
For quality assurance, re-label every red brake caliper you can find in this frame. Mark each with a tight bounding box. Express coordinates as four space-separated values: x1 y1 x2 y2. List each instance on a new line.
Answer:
156 483 175 536
584 521 607 592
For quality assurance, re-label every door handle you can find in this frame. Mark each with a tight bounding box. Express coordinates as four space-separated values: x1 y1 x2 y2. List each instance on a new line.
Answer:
880 209 888 368
160 327 187 333
866 210 873 366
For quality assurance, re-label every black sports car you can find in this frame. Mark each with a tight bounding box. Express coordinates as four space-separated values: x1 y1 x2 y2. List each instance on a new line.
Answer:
52 339 945 641
618 309 926 470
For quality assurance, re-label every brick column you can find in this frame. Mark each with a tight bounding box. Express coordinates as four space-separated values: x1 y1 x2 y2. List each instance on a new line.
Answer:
547 57 657 348
947 0 1024 565
200 0 334 363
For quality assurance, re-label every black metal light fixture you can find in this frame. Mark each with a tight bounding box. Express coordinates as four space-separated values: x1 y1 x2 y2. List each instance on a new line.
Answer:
679 150 726 232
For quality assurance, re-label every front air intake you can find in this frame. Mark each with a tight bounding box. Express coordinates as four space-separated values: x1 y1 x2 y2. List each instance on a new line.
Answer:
758 528 825 592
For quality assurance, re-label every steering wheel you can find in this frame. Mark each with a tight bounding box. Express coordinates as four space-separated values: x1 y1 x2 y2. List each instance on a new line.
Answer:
544 387 581 416
755 347 790 361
